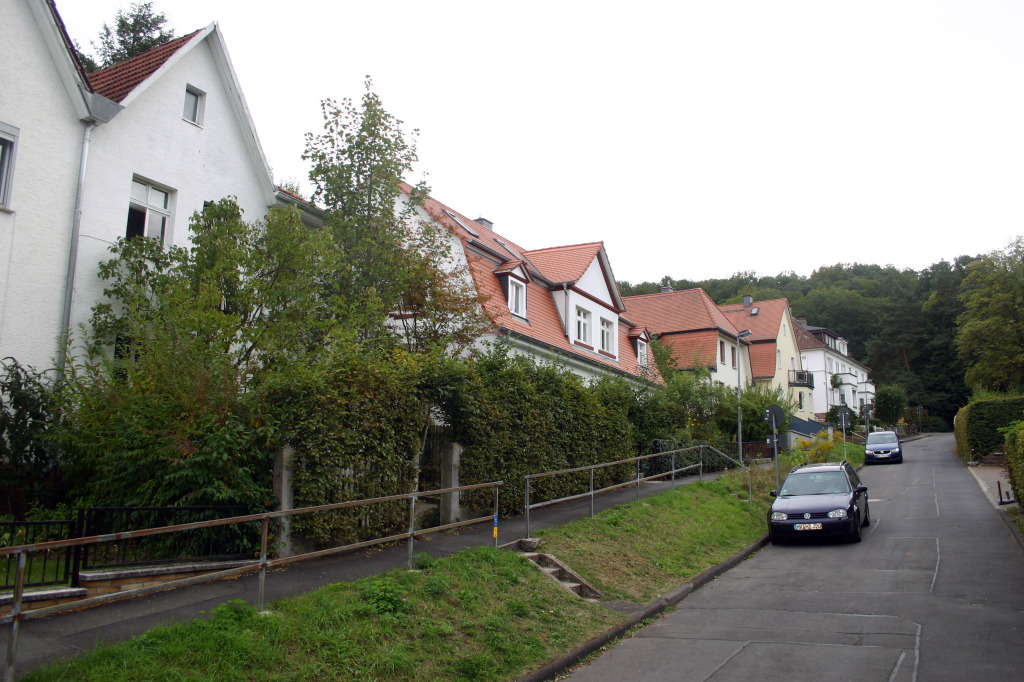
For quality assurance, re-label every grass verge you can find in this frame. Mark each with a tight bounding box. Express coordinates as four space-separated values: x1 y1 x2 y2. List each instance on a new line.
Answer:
22 439 862 681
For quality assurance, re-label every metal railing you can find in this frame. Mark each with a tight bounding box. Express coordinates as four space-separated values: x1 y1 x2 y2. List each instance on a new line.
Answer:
1 480 503 682
0 521 74 590
523 445 751 537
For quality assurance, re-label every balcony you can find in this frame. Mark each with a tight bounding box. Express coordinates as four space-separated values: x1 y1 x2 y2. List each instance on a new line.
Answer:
789 370 814 388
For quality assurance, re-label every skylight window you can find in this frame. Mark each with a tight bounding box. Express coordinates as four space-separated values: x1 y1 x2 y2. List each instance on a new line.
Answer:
443 209 479 237
751 307 760 315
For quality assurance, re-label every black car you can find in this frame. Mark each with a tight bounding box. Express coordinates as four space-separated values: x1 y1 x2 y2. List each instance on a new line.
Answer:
768 461 869 544
865 430 903 464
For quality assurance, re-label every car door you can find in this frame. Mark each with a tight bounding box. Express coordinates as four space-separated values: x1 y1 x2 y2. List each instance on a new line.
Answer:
845 464 866 523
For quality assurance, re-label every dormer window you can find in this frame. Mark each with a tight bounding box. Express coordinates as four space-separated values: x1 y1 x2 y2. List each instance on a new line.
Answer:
183 85 205 126
575 307 591 345
508 279 526 317
637 339 648 368
600 318 615 355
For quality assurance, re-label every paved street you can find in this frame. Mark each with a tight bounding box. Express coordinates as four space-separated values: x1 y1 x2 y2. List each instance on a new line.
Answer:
565 434 1024 681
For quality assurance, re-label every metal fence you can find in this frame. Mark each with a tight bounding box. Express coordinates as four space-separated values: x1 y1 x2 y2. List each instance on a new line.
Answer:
523 444 750 537
0 521 74 590
1 480 503 682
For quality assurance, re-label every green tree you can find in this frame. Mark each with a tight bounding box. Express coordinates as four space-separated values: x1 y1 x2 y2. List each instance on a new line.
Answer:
304 78 487 353
956 238 1024 392
874 384 908 426
77 2 176 72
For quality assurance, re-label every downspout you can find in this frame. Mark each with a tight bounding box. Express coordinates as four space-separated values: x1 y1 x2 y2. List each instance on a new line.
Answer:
562 283 570 337
57 121 94 378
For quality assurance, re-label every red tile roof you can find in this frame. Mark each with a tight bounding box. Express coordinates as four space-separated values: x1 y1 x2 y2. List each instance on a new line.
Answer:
661 330 719 368
88 31 201 103
408 187 656 381
794 318 827 351
718 298 792 379
525 243 603 285
624 288 739 336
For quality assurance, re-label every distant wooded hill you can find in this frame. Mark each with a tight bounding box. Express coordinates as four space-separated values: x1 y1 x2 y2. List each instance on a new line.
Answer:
620 258 976 429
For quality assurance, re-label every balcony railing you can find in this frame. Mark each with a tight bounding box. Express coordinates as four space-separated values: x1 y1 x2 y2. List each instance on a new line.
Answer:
789 370 814 388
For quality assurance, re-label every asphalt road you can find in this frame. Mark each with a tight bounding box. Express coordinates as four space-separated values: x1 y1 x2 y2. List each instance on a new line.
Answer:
564 433 1024 681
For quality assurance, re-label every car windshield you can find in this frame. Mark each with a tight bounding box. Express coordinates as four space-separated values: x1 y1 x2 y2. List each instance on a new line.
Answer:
780 471 851 496
866 432 897 445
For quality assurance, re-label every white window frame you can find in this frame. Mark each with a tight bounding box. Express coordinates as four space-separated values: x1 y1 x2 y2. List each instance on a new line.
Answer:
183 85 206 126
600 318 615 354
777 349 782 369
638 339 648 368
720 340 725 364
508 278 526 317
575 307 591 344
0 122 19 210
127 178 173 243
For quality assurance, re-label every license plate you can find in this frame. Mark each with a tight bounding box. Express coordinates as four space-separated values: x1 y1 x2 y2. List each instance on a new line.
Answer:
876 453 889 458
794 523 822 531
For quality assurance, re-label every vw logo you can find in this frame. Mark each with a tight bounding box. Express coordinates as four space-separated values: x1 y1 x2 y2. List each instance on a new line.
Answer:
804 513 811 519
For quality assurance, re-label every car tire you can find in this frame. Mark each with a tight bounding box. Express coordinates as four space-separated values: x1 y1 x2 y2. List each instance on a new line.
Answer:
850 520 862 543
862 502 871 527
770 532 785 545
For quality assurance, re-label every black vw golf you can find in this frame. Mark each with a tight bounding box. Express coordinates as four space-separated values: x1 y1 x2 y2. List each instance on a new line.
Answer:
768 461 870 544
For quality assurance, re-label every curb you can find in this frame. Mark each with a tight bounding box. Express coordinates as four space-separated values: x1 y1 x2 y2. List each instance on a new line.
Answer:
514 534 770 682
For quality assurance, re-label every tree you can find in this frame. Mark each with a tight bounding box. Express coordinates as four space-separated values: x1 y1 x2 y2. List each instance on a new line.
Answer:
956 238 1024 393
874 384 908 426
304 78 488 353
78 2 176 72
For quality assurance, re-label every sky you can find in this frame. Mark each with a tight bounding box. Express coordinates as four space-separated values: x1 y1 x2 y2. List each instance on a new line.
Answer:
56 1 1024 285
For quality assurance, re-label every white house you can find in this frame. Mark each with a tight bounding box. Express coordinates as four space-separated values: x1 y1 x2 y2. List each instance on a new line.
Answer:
0 0 293 372
408 188 656 384
795 318 875 418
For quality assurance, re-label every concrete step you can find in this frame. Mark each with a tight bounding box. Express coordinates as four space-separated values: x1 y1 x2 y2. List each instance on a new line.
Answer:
523 552 602 601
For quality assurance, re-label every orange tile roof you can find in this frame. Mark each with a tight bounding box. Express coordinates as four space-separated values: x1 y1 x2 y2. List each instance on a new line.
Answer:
661 330 719 368
408 186 656 382
794 319 827 351
525 243 602 284
88 31 201 103
624 288 739 336
717 298 789 341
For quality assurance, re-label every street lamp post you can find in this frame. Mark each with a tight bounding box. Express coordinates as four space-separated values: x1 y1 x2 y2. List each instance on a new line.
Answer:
736 329 752 465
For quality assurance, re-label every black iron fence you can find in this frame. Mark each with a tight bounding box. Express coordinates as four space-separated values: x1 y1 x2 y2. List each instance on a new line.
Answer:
1 507 250 590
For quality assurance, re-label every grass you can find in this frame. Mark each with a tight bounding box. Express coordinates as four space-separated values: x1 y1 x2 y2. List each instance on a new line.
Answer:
23 438 864 682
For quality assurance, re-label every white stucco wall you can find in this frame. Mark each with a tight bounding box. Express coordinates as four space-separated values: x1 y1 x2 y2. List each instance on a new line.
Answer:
70 37 273 347
0 0 86 371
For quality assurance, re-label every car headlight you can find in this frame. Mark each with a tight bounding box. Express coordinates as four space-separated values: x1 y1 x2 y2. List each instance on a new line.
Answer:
892 448 900 453
771 511 788 521
827 509 848 519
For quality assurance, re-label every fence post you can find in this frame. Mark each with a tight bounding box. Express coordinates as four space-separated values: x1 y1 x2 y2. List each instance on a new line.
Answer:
257 516 269 612
524 477 531 539
406 494 417 570
635 458 641 501
699 445 704 481
671 451 676 487
3 551 27 682
492 487 499 547
589 467 595 518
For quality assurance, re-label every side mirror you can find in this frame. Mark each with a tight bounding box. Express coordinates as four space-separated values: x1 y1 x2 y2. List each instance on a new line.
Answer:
770 490 778 497
855 485 868 494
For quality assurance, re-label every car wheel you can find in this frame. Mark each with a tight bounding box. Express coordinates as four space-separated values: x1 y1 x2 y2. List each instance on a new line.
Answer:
862 501 871 527
850 520 862 543
770 532 785 545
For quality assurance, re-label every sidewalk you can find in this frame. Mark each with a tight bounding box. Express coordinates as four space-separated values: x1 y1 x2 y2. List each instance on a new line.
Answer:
2 470 725 677
966 460 1017 507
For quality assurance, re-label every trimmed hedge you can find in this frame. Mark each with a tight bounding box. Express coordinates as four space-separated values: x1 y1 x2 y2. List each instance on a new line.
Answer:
954 396 1024 461
1003 421 1024 504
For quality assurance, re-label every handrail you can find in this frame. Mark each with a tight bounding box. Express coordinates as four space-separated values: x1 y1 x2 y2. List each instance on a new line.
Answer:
1 480 502 682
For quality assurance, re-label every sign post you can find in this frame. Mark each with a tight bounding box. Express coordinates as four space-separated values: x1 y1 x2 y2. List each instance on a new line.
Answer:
765 404 785 491
837 407 851 461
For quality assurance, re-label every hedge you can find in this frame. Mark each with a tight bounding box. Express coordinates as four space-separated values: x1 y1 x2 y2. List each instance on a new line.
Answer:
953 396 1024 461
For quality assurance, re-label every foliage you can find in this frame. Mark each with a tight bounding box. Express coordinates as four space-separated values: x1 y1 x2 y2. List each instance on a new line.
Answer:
874 384 908 426
304 78 489 354
0 360 64 518
953 396 1024 461
956 238 1024 393
77 2 176 72
263 348 427 546
1001 421 1024 507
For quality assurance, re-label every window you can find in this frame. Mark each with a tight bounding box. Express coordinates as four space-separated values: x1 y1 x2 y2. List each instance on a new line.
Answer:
720 340 726 364
126 179 172 243
798 392 804 410
637 339 648 368
731 345 736 368
777 350 782 369
183 85 206 125
575 307 591 344
600 318 614 353
0 122 19 209
508 279 526 317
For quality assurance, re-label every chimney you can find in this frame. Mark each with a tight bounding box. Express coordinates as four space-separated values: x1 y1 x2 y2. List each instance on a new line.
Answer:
659 286 673 293
474 217 493 230
743 295 753 308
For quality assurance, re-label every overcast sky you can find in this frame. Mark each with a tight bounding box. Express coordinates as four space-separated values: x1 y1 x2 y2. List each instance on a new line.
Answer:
57 1 1024 285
